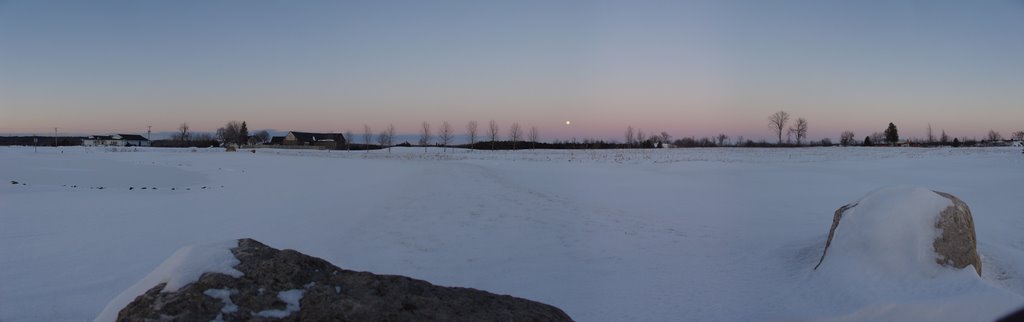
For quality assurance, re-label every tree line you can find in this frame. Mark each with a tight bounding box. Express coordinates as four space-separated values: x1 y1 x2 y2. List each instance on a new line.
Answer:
154 121 270 148
152 115 1022 150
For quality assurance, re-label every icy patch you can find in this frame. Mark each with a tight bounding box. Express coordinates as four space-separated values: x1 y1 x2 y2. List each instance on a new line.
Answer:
94 240 243 322
203 288 239 313
254 289 304 318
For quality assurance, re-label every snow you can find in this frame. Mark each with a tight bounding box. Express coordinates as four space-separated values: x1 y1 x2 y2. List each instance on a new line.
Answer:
203 288 239 314
92 240 243 322
253 289 304 318
1 146 1024 321
804 185 1023 321
817 185 952 277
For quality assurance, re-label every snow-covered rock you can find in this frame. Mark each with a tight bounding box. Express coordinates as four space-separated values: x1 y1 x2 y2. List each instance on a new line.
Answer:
94 240 243 322
815 186 981 276
108 238 573 321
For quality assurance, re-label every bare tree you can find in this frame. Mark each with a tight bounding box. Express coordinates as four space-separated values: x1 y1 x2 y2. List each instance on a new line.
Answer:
790 117 808 145
528 126 539 149
768 110 791 144
438 121 453 152
216 128 227 146
987 129 1003 142
344 130 353 150
175 123 191 143
926 124 935 144
488 120 499 150
625 126 635 148
216 121 243 147
636 128 645 148
1012 131 1024 141
659 132 672 145
362 124 372 152
840 131 856 146
386 124 395 152
377 130 388 149
649 134 662 147
871 131 886 145
716 134 729 146
419 121 432 152
253 130 270 145
466 121 478 150
508 122 522 150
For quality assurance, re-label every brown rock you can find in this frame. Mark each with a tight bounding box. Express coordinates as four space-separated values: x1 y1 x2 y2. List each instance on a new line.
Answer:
117 238 573 321
932 191 981 276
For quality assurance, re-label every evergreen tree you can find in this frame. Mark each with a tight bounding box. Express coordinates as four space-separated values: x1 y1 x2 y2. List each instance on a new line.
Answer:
238 121 249 145
884 122 899 145
953 137 961 147
864 136 872 146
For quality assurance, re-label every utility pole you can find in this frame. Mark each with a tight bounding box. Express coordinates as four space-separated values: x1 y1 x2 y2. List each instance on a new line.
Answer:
54 127 58 147
147 125 152 141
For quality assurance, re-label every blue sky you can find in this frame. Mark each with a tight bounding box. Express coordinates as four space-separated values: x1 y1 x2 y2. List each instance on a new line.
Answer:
1 0 1022 141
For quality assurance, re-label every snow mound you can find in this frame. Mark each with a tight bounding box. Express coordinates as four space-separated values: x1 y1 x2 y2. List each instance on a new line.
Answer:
817 185 952 277
809 186 1023 321
94 240 243 322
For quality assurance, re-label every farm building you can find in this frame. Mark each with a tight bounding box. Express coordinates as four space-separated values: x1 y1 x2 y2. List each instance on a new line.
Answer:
282 131 346 149
83 134 151 147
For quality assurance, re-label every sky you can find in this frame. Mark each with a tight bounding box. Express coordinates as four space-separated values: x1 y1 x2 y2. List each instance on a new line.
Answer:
1 0 1022 141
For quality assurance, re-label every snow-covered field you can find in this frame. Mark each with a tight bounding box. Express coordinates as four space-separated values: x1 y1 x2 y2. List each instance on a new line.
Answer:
2 146 1023 321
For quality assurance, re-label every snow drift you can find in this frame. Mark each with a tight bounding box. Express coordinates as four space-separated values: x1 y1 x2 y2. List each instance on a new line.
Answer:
807 185 1021 321
816 186 964 277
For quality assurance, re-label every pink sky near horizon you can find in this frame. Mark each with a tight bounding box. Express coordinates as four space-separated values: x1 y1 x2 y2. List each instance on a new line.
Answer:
2 102 1015 142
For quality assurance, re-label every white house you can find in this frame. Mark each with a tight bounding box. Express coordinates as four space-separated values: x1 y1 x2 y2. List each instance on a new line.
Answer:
83 134 151 147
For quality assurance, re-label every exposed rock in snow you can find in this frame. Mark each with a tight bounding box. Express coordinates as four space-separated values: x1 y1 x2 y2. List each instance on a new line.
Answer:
253 289 304 318
815 186 981 276
109 238 573 321
94 240 243 322
932 191 981 275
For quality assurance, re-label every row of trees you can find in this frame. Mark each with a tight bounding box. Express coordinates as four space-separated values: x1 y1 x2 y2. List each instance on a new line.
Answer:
356 124 396 152
164 121 269 147
771 111 1024 147
215 121 264 146
837 123 1021 147
164 117 1020 150
356 120 542 151
624 126 673 149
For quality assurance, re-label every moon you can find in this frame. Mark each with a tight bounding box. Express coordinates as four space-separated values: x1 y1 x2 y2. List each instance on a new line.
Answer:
565 120 571 125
